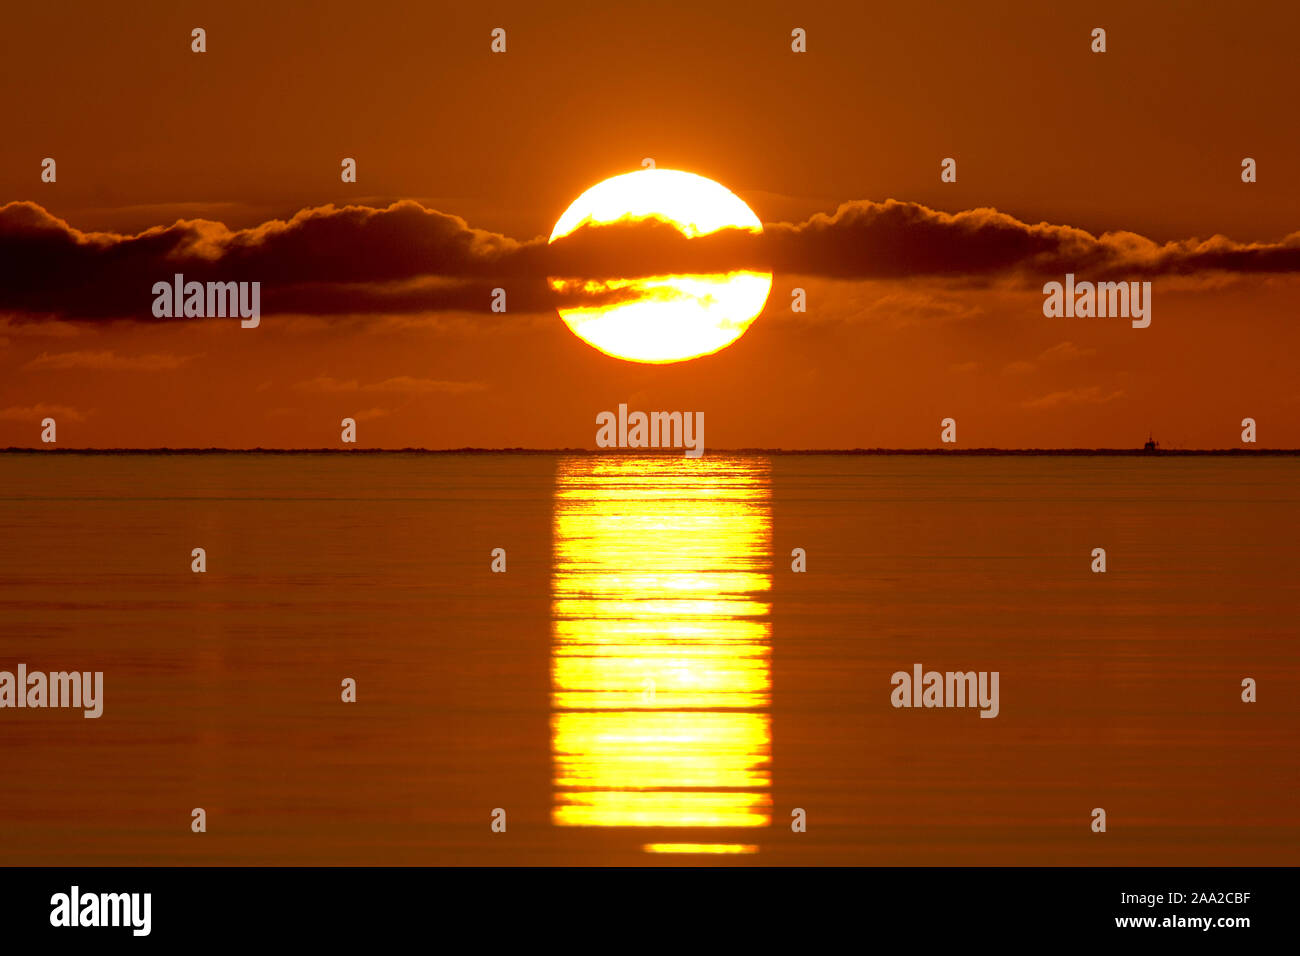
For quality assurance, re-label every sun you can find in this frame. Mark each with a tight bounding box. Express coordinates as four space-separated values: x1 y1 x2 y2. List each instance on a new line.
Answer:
547 169 772 364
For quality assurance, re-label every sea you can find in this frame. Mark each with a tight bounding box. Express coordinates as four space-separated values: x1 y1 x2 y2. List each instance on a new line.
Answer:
1 452 1296 864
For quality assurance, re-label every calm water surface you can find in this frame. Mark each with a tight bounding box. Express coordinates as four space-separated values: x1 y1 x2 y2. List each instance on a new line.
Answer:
1 453 1296 864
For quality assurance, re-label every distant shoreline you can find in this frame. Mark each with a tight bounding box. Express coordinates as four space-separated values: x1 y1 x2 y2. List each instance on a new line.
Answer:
3 447 1299 457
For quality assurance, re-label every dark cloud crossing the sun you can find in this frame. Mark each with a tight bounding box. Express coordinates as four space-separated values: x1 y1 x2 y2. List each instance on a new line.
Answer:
2 198 1299 321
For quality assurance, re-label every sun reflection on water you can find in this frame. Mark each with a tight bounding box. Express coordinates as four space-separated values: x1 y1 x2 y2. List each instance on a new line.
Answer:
551 456 772 850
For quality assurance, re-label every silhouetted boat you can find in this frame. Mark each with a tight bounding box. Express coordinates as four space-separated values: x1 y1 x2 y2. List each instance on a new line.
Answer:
1143 433 1160 452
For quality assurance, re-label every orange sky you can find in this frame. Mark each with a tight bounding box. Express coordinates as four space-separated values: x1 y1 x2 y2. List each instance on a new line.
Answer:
2 0 1298 448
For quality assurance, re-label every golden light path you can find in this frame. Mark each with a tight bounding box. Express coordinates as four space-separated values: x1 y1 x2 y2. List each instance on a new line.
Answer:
547 169 773 363
550 457 773 854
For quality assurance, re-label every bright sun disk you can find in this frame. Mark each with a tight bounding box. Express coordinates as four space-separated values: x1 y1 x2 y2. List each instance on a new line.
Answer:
547 169 772 364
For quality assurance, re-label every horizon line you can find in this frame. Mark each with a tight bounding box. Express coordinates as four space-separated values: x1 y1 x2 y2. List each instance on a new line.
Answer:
3 447 1299 456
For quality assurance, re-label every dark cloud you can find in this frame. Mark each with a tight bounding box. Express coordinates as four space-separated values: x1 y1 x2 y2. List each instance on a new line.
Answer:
0 200 539 319
1 198 1297 321
764 201 1300 279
